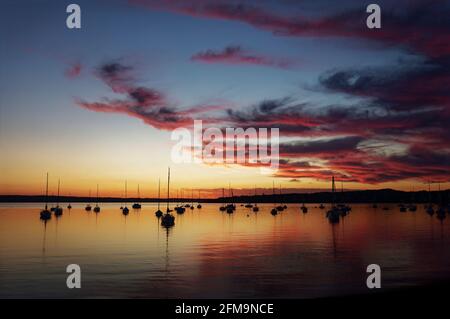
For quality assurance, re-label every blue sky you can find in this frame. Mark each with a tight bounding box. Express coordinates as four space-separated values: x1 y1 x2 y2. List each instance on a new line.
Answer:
1 0 449 195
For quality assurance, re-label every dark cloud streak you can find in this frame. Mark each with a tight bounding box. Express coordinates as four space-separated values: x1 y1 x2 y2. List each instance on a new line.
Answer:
191 45 295 69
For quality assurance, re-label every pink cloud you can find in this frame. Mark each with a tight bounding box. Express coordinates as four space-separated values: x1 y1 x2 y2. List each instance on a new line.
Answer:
191 45 295 69
65 62 82 79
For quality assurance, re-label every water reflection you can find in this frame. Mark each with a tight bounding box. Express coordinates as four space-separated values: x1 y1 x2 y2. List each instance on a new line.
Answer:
0 203 449 298
331 223 338 258
163 226 172 277
41 219 48 255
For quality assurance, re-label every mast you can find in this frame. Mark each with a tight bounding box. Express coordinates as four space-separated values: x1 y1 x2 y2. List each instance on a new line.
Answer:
158 179 161 210
272 181 275 205
166 167 170 212
45 173 49 210
332 176 336 193
438 182 442 205
96 184 99 206
57 179 60 207
279 184 282 205
229 184 234 206
125 180 127 203
332 176 336 205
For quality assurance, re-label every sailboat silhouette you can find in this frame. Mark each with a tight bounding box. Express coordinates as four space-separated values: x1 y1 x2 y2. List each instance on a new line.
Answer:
132 184 142 209
40 173 51 220
54 179 63 216
93 184 101 213
161 167 175 227
155 179 163 218
122 180 129 215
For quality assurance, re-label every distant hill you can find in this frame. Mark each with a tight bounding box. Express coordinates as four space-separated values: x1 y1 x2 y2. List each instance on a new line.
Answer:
1 189 449 204
229 189 449 204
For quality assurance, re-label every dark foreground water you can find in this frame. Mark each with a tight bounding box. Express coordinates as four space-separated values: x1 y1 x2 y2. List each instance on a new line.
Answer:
1 203 449 298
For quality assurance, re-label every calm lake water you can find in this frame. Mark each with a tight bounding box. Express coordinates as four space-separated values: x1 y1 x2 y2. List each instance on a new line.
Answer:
1 203 450 298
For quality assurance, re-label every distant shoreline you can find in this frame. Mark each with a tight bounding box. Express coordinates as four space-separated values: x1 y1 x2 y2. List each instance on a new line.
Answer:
1 189 449 204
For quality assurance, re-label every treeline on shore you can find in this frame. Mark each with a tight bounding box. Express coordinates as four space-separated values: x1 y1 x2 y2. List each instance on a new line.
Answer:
1 188 449 204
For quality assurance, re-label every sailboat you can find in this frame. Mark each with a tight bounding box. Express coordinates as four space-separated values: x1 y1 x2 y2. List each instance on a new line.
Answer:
190 189 194 210
132 184 142 209
122 180 129 215
436 206 446 218
219 188 226 211
155 179 163 218
85 189 92 211
40 173 51 220
175 189 185 214
252 186 259 212
301 204 308 213
67 191 72 210
225 185 235 214
300 196 308 213
161 167 175 227
275 183 284 211
183 189 191 208
245 189 253 208
197 190 202 209
436 183 446 219
336 180 351 216
175 206 186 214
407 186 417 211
54 179 63 216
93 184 101 213
225 200 234 213
270 182 278 216
326 176 340 224
425 182 434 215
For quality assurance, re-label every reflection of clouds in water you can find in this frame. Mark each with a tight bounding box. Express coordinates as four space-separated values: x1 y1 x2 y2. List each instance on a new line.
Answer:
1 203 450 298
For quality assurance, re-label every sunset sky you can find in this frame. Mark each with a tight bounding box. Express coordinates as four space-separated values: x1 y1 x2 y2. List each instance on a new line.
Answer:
0 0 449 197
